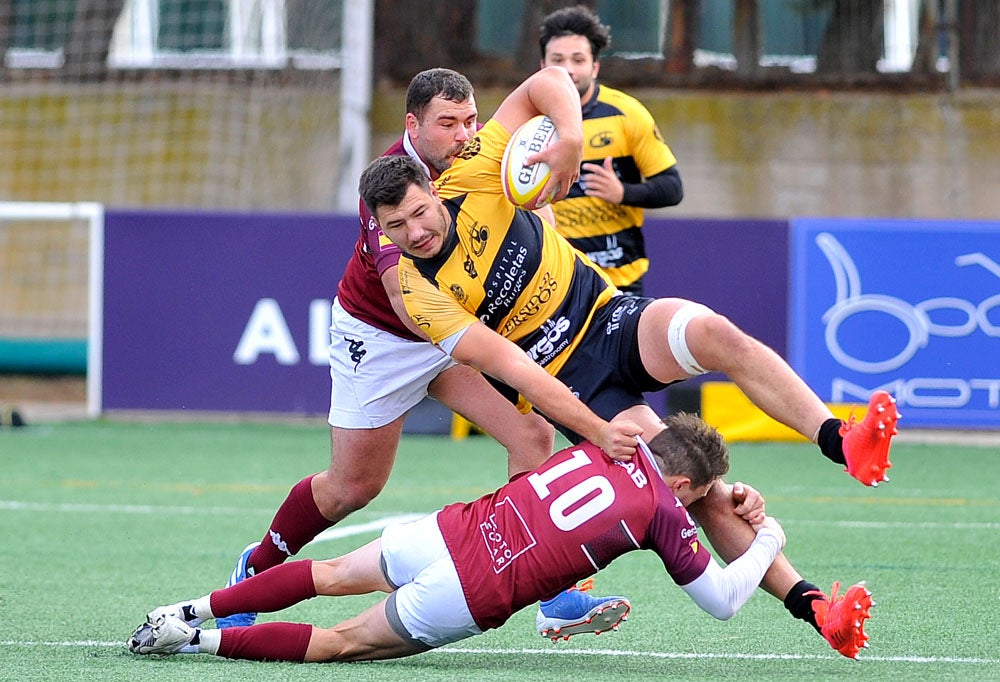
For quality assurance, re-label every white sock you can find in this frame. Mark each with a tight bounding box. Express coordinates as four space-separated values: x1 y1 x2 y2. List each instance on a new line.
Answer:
197 628 222 655
190 595 215 621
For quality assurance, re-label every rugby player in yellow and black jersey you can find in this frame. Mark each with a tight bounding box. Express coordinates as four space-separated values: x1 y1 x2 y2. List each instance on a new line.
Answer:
359 66 644 460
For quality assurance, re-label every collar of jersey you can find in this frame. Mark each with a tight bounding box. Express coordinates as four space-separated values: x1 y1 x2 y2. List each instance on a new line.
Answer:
581 83 602 115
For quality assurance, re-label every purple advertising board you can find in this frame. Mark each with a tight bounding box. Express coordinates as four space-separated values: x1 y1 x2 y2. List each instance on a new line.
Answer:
101 210 348 413
790 217 1000 429
99 211 789 416
644 218 789 358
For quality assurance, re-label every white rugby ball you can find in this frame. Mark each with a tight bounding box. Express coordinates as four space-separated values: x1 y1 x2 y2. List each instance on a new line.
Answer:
501 115 560 210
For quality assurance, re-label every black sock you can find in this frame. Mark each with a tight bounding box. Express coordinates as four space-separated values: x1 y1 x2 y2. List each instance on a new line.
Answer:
783 579 822 632
817 418 846 465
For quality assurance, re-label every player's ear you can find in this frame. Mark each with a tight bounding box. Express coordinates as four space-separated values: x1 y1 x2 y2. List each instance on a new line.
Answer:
405 112 419 136
669 476 692 495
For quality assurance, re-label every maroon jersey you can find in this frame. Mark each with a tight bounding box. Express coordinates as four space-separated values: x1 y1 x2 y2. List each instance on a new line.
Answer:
336 136 422 341
437 441 711 631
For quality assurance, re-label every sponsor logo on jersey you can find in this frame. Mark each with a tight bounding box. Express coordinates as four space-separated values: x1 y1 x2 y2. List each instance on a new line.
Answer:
468 221 489 256
501 271 558 335
589 130 613 148
450 283 468 303
606 296 640 335
589 235 625 269
526 316 572 363
463 255 478 279
553 201 630 228
482 245 530 322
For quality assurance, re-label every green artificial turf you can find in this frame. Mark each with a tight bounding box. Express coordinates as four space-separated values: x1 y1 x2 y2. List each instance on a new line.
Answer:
1 420 997 681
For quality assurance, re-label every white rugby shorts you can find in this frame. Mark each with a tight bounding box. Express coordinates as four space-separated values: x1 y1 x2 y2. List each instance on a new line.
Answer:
328 297 456 429
380 511 482 648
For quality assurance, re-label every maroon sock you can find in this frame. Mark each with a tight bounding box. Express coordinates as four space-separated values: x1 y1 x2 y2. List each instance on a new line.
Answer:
218 622 313 662
211 559 318 617
250 474 331 572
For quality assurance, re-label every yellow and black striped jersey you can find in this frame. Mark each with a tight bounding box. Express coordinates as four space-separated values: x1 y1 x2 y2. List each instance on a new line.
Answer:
397 118 616 375
552 84 677 288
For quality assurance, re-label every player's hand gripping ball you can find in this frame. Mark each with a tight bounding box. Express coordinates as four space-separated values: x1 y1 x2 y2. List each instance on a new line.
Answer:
501 115 560 210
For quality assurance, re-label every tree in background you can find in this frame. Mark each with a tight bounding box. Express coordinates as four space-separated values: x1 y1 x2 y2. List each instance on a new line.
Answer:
665 0 699 75
63 0 127 81
374 0 478 84
961 0 1000 83
813 0 886 74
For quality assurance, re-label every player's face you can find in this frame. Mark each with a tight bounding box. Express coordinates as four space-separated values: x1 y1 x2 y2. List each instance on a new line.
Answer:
407 95 478 178
542 34 599 101
674 480 714 507
374 183 451 259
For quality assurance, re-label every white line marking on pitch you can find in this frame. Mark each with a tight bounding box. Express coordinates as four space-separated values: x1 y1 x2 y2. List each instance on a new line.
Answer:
309 514 424 543
0 640 995 666
0 500 259 515
3 502 996 532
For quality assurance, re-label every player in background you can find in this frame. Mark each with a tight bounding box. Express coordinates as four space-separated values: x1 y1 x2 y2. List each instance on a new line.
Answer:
214 68 628 639
539 5 683 296
128 414 873 662
357 64 898 658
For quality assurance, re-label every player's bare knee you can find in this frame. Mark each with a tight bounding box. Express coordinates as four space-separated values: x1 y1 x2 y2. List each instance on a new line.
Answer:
314 475 383 519
513 416 555 465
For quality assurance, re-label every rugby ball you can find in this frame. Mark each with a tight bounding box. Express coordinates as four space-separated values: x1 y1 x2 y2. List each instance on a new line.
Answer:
501 115 560 210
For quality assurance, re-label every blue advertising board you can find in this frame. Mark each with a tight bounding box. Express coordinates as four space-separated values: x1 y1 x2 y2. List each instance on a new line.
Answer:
790 218 1000 429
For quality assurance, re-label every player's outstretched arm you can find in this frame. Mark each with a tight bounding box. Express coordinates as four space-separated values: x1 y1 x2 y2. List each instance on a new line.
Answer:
678 517 786 620
451 322 639 459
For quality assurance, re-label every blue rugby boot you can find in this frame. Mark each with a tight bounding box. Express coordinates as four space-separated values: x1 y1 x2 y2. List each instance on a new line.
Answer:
215 542 259 628
536 579 631 641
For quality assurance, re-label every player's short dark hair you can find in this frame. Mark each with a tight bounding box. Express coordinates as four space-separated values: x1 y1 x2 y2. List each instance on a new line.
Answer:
539 5 612 61
358 155 432 217
406 68 475 122
647 413 729 488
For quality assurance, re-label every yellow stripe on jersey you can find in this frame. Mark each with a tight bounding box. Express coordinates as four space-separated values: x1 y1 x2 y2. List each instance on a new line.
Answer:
397 119 616 376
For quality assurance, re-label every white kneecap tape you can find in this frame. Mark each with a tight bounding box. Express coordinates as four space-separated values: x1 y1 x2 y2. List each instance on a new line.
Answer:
667 303 713 376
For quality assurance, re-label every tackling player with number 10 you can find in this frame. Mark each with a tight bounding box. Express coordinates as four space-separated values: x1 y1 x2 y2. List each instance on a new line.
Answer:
131 415 877 662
